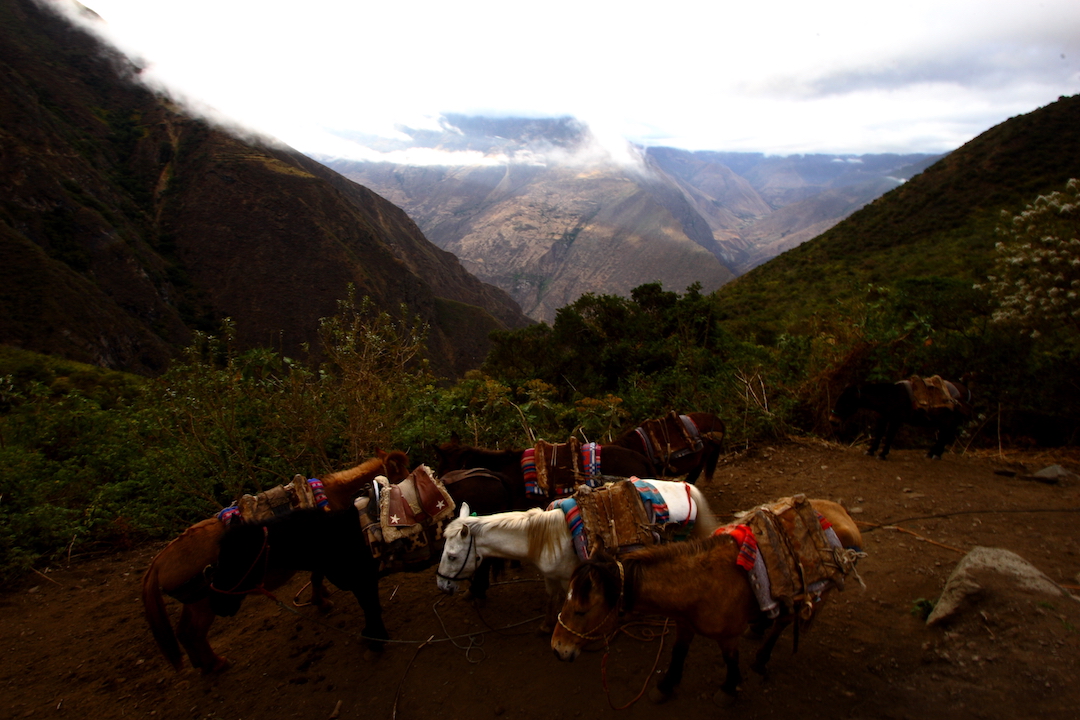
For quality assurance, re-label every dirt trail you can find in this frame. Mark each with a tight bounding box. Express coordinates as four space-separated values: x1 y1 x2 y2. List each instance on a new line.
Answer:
3 439 1079 720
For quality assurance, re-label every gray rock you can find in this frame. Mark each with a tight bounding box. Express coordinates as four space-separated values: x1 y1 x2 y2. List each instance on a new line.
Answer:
926 546 1075 626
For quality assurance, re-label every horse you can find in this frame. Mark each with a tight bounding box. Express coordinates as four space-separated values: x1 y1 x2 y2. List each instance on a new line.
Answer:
170 508 387 673
550 500 862 706
438 467 521 599
141 450 409 672
612 411 726 484
435 479 721 630
830 379 973 460
433 435 656 506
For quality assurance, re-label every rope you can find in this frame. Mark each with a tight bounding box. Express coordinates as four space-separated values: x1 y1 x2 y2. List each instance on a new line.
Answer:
602 618 670 710
264 590 545 650
858 506 1080 532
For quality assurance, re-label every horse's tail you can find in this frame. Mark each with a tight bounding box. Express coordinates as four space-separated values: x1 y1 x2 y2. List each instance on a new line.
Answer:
141 558 184 671
687 485 721 538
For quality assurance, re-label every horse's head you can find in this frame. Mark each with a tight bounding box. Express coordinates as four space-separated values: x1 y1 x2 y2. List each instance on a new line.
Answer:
829 385 862 428
377 449 410 483
550 557 624 662
436 503 482 594
433 435 466 476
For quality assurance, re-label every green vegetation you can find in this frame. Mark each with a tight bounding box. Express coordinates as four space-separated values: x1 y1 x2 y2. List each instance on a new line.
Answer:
3 180 1078 582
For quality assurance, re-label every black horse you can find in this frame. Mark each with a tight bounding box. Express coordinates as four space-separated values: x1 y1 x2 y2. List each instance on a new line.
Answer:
830 379 973 460
212 508 389 653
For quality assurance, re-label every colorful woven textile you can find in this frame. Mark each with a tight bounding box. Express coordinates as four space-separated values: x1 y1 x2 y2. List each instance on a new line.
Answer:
521 447 539 496
714 523 759 571
550 497 588 560
307 478 329 510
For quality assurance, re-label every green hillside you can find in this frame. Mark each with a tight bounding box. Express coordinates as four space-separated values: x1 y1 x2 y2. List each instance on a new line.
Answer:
715 94 1080 340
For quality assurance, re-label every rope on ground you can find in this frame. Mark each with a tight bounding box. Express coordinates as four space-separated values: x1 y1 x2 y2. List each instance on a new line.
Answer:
392 634 435 720
267 592 543 651
858 506 1080 532
602 618 670 710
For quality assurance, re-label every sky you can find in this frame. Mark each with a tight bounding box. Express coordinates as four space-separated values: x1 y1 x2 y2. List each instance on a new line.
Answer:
54 0 1080 164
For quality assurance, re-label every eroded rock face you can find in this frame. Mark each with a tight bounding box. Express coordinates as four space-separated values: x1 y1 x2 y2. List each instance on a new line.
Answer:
927 546 1077 626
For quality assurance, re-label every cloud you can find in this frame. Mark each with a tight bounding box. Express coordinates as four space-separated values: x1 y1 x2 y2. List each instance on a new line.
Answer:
54 0 1080 158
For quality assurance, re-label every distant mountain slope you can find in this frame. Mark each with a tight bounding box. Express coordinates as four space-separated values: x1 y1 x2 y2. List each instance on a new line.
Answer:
0 0 530 377
322 122 935 322
712 94 1080 337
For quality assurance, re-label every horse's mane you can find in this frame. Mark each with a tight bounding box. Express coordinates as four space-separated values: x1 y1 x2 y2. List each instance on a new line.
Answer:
622 533 733 566
321 454 396 484
456 508 568 562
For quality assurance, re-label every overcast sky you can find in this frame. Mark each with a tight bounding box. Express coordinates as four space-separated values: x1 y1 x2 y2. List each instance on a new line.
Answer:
58 0 1080 163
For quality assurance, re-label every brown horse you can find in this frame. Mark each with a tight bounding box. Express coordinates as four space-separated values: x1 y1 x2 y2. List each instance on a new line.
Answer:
141 450 409 672
612 411 726 484
550 500 862 705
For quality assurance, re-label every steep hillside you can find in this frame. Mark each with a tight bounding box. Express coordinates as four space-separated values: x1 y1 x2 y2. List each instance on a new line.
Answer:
0 0 530 378
713 94 1080 338
324 123 935 322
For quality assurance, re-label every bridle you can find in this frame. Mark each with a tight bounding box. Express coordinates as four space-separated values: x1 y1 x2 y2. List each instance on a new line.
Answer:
435 525 479 583
555 560 625 642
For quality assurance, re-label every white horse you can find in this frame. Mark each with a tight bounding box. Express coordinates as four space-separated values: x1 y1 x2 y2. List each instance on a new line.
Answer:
436 479 720 629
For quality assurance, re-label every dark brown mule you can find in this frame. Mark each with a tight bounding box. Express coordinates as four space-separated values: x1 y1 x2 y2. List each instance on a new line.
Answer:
830 379 973 459
612 411 726 484
434 435 656 506
551 500 862 706
141 450 408 672
438 467 521 599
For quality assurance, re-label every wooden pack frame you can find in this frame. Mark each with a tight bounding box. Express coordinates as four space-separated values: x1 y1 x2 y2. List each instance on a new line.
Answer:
574 480 654 557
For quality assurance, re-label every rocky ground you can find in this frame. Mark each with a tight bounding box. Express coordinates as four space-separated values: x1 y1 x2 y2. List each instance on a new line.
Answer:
3 438 1079 720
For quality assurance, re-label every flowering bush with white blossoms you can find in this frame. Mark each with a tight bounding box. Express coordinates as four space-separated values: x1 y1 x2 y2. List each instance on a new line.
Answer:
979 178 1080 336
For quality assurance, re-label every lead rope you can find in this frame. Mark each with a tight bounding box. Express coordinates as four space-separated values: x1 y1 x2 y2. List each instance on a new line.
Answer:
602 617 669 710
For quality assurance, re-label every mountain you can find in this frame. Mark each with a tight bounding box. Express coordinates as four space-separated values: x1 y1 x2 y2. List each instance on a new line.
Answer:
0 0 531 378
319 118 937 322
712 93 1080 338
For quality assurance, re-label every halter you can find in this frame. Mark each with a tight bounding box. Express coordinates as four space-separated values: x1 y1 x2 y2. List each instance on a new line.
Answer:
435 525 478 582
555 560 625 642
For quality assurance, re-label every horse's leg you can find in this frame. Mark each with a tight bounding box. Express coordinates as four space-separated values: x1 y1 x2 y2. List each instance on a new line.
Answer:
879 418 900 459
712 636 744 707
348 577 387 652
866 416 885 456
540 576 567 633
650 621 695 703
308 571 334 611
683 461 702 485
928 418 957 459
703 442 722 483
176 598 229 673
468 557 494 601
750 615 791 677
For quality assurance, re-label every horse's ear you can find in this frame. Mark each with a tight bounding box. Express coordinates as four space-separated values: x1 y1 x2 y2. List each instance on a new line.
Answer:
459 502 471 519
376 448 387 460
449 431 461 446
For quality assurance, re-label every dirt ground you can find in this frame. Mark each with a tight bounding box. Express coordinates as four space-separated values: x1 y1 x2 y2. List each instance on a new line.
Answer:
3 437 1080 720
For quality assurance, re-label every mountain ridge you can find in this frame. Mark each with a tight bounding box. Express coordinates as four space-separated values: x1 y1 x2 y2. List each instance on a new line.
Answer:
0 0 531 378
320 120 938 320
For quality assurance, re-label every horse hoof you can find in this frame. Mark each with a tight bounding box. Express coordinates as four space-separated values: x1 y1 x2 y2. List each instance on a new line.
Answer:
750 661 770 678
647 687 673 704
201 656 231 675
712 689 738 708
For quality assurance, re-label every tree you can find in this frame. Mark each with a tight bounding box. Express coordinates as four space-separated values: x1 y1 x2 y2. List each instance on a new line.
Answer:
982 178 1080 336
